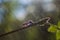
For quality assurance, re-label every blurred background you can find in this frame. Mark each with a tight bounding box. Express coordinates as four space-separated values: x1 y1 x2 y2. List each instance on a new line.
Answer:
0 0 60 40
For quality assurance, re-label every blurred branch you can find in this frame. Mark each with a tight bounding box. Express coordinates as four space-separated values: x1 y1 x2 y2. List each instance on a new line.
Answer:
0 17 52 37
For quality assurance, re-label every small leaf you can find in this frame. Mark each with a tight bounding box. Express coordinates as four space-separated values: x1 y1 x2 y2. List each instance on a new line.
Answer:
48 24 57 33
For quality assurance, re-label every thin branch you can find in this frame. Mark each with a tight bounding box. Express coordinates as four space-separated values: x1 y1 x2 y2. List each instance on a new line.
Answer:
0 17 51 37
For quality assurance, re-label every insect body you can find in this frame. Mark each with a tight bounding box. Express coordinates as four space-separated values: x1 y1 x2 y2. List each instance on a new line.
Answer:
23 20 34 27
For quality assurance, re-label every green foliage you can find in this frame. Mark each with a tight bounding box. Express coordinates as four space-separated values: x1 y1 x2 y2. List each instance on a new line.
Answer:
56 30 60 40
56 21 60 40
48 24 57 33
57 21 60 28
48 21 60 40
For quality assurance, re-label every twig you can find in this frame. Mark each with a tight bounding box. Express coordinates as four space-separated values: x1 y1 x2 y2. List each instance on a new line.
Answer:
0 17 51 37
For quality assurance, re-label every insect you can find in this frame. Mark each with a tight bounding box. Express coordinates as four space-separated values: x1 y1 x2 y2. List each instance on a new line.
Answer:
23 20 34 27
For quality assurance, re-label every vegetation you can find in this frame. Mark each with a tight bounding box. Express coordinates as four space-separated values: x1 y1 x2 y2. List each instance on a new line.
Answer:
0 0 60 40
